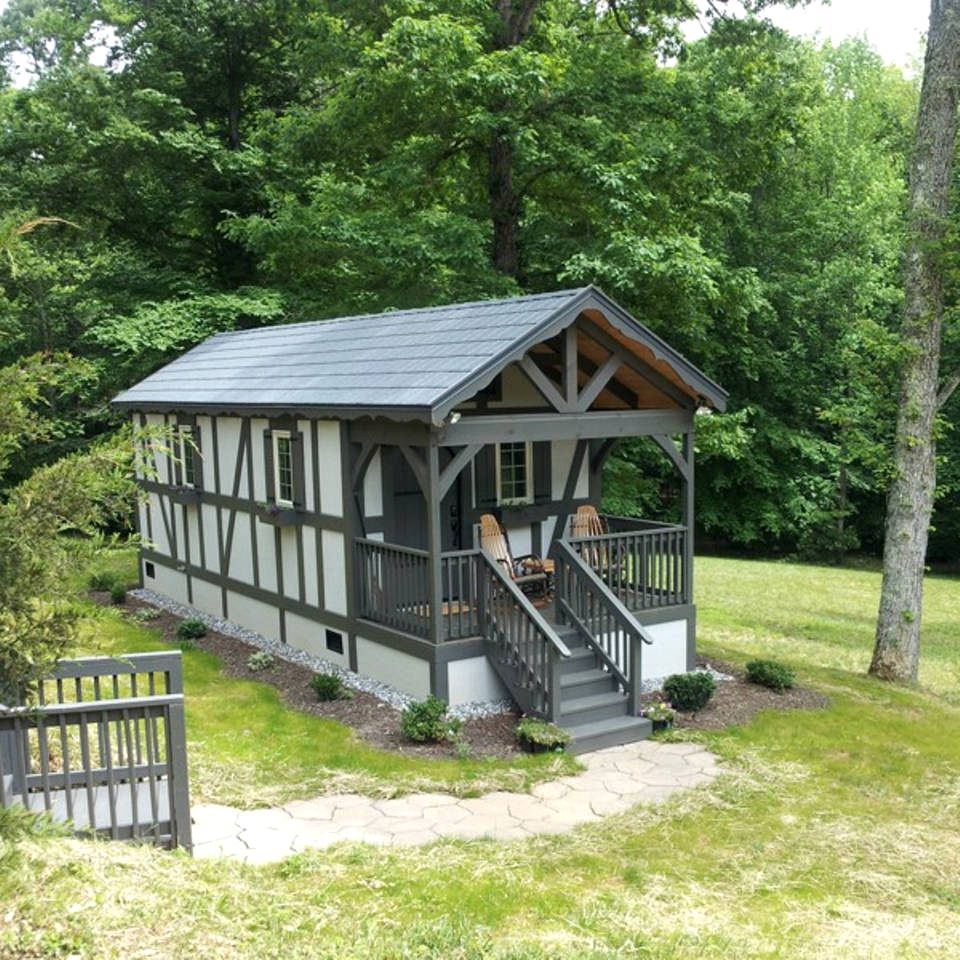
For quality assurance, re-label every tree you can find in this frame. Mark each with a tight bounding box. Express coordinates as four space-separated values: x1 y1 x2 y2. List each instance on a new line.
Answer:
871 0 960 682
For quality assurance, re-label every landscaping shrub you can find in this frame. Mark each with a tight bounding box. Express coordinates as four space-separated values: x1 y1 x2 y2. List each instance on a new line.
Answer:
130 607 161 622
175 618 207 647
400 696 461 743
310 672 351 701
247 651 275 672
746 659 795 692
88 572 115 592
663 672 716 712
109 583 127 605
515 717 571 752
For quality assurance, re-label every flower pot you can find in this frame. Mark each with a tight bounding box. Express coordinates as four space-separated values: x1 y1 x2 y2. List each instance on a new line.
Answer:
256 504 304 527
652 719 674 733
167 487 202 506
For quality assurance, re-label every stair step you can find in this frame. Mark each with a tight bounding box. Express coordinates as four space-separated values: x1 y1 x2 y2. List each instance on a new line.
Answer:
559 690 630 725
565 714 652 754
559 647 598 675
560 668 618 698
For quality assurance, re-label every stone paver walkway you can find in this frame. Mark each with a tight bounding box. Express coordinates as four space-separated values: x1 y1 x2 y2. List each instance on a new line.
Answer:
192 741 719 863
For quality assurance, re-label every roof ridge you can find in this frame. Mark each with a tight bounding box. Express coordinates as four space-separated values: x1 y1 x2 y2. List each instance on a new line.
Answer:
210 287 589 340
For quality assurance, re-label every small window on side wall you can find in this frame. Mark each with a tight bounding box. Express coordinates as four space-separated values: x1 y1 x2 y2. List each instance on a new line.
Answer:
272 431 295 507
144 561 155 579
496 441 533 506
176 425 200 488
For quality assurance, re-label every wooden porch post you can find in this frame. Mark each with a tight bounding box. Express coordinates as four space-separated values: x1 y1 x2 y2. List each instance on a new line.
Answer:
425 439 444 644
681 430 694 604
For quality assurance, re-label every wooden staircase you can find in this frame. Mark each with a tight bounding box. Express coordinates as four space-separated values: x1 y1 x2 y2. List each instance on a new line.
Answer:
554 624 651 753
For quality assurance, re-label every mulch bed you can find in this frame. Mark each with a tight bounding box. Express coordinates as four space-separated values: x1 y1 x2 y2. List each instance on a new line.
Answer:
644 655 830 731
91 592 829 754
93 592 524 760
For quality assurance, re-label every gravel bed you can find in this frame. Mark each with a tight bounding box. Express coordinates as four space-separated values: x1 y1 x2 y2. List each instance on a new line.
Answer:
130 588 512 720
639 664 734 694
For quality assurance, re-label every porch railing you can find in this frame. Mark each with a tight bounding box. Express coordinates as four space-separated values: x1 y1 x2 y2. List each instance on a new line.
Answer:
355 538 481 641
476 551 570 720
565 514 689 610
0 653 191 851
554 540 652 714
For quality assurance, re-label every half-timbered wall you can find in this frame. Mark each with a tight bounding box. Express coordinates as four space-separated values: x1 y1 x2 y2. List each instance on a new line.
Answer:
136 413 353 669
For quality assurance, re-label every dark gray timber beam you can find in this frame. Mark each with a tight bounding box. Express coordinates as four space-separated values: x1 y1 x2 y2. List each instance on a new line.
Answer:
425 442 444 644
537 347 639 409
438 443 482 500
590 437 619 474
398 443 429 496
576 354 621 411
517 356 571 413
650 433 692 480
351 440 380 491
437 409 692 445
350 419 431 447
564 325 578 406
577 316 695 410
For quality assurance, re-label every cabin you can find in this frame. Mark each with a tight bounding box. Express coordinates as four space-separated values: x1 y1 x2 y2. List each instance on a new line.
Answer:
113 287 727 751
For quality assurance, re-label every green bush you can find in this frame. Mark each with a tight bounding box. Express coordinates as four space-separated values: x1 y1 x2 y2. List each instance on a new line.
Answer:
88 571 116 592
247 651 275 672
400 696 461 743
109 583 127 605
663 672 716 713
310 672 352 701
746 659 796 692
175 618 207 644
515 717 571 752
130 607 161 622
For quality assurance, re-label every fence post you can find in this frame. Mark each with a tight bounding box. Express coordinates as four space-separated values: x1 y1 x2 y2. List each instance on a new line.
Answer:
548 649 562 723
165 699 192 852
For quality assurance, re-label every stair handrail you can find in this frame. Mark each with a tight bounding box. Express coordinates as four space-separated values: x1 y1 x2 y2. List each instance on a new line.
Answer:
476 548 570 720
477 549 572 658
553 538 654 715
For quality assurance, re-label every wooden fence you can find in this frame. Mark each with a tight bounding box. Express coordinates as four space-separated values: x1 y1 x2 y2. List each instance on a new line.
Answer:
0 652 192 851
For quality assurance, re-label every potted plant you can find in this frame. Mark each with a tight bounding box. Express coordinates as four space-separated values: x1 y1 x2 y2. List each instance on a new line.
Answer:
642 701 676 732
515 717 572 754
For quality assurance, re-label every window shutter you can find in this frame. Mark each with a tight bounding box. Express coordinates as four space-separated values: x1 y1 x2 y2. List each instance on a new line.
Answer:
291 432 306 508
533 442 551 504
475 444 498 509
263 430 275 502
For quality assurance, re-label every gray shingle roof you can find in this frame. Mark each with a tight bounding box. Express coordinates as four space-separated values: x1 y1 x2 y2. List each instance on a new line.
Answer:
112 286 727 418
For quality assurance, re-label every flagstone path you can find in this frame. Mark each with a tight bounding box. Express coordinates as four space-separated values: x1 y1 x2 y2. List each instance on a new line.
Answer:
191 740 720 864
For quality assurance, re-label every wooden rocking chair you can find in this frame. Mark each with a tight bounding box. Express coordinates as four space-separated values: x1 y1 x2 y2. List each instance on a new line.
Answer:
478 514 549 598
570 505 621 580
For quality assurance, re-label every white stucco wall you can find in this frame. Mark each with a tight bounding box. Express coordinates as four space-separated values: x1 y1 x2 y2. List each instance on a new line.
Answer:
317 421 343 516
640 618 689 680
356 637 431 699
446 656 508 706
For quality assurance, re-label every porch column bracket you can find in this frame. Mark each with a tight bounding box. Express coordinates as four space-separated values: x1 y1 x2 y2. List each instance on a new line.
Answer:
564 324 578 405
651 433 693 480
350 440 380 491
438 443 482 500
576 354 621 411
518 355 573 413
590 437 618 474
398 444 429 497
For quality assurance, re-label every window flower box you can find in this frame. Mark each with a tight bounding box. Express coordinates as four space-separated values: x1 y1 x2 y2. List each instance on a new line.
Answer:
255 502 304 527
167 485 202 506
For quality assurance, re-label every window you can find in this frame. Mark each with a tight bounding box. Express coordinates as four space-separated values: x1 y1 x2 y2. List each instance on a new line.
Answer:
496 441 533 506
176 426 199 487
273 431 295 506
325 629 344 655
144 561 155 579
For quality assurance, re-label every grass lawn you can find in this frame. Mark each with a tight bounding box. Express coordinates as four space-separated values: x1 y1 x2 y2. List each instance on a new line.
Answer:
2 554 959 959
75 548 576 805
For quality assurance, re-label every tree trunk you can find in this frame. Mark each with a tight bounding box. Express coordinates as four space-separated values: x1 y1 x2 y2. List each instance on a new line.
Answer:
486 1 540 278
871 0 960 682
